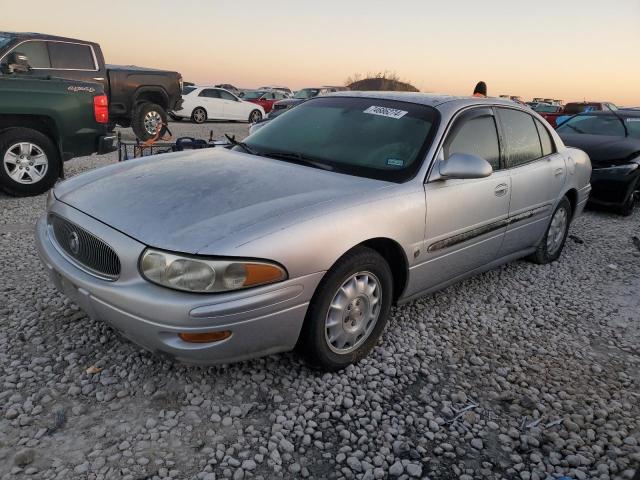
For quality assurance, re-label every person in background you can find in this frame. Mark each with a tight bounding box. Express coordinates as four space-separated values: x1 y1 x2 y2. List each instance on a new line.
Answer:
473 81 487 97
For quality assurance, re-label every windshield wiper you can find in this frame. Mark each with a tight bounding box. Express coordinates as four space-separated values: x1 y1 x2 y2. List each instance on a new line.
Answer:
261 150 334 171
225 134 260 156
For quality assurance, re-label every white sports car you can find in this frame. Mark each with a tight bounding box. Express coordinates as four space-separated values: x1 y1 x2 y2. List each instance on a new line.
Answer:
174 86 265 124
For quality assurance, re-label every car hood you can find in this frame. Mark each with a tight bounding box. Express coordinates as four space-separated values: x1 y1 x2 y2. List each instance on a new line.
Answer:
559 133 640 166
274 98 305 107
55 148 389 254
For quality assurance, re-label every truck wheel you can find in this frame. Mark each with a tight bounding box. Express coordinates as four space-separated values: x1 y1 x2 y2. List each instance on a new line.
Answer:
132 102 168 141
0 128 60 197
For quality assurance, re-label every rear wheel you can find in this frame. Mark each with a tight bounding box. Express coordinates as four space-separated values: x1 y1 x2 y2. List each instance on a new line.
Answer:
131 102 168 141
249 110 262 123
191 107 207 124
297 246 393 371
0 128 60 197
528 196 572 264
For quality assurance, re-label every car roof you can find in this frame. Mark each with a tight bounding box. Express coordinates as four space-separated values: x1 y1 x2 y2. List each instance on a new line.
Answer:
327 91 524 108
0 31 98 46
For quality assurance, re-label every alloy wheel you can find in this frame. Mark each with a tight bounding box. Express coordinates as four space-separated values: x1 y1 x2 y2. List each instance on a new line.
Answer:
3 142 48 184
546 206 568 255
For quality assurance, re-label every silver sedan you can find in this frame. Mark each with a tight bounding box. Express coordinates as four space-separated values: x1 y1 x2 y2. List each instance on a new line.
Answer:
36 93 592 370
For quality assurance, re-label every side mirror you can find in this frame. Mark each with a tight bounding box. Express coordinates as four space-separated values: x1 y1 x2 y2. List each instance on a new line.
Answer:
439 153 493 179
4 52 30 74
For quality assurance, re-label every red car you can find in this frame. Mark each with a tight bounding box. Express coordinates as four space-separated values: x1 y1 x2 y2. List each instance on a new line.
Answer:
541 101 618 128
242 90 288 113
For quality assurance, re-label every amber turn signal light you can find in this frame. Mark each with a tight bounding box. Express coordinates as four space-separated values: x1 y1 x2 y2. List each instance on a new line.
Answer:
178 331 232 344
243 263 286 287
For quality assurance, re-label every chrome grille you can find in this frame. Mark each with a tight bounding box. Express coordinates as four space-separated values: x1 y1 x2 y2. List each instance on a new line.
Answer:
48 214 121 280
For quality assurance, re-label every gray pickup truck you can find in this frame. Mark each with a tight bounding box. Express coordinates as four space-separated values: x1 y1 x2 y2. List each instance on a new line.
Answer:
0 32 183 140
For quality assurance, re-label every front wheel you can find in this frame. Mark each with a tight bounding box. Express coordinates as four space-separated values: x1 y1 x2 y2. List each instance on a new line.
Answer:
191 107 207 124
0 128 60 197
131 102 168 141
297 246 393 371
528 196 572 264
248 110 262 124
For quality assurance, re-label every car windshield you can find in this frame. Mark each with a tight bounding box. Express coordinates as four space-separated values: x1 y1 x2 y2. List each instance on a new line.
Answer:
557 115 626 137
294 89 320 99
535 105 561 113
243 91 268 99
564 103 600 115
244 96 439 182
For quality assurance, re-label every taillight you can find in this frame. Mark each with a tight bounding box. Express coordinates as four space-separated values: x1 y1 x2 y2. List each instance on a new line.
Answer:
93 95 109 124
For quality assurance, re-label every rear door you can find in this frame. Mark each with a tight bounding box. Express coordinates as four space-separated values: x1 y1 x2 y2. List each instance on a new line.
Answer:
197 88 224 119
413 107 511 293
495 107 566 255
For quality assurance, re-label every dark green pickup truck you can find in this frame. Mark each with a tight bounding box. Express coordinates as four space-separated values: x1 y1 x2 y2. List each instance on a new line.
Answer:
0 75 115 196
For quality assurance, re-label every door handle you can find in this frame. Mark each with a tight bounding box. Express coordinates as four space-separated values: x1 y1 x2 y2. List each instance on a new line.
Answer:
554 167 564 176
494 183 509 197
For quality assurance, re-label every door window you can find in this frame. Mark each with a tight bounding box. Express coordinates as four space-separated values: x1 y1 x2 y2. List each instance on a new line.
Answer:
497 108 543 167
444 114 501 170
199 89 220 98
219 90 237 101
48 42 96 70
7 41 51 68
534 119 555 156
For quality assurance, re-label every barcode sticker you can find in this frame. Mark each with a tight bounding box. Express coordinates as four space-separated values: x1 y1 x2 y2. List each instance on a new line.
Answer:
364 106 408 119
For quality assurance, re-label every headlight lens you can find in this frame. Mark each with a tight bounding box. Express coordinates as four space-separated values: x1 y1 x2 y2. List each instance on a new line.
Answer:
139 249 287 293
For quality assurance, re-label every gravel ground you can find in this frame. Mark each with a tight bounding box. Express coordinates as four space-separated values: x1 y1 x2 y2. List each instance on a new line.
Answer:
1 120 639 480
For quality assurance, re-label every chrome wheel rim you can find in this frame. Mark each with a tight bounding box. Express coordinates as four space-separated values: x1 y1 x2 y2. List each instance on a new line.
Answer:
546 206 568 255
193 109 206 123
3 142 48 184
143 110 163 135
250 111 261 123
325 271 382 354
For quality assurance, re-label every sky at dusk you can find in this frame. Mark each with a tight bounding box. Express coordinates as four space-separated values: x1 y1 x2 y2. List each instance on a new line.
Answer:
3 0 640 105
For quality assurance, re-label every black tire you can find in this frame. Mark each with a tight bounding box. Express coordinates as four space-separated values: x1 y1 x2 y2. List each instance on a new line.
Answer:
191 107 207 124
619 184 638 216
297 246 393 371
248 110 262 124
0 128 60 197
131 102 168 141
528 196 572 264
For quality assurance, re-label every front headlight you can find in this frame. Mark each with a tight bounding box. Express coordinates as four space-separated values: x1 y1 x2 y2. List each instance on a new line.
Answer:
139 249 287 293
46 189 56 211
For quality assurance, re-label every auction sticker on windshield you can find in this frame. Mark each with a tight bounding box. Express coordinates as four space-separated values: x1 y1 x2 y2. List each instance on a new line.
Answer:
364 106 408 119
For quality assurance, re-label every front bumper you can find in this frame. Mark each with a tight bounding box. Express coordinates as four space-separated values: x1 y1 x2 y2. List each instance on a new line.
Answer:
589 164 640 206
35 203 324 365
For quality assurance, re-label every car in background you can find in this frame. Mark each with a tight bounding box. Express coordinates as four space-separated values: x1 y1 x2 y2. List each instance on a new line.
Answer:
0 75 115 196
267 87 334 119
37 94 590 370
215 84 242 95
542 101 618 128
534 104 563 115
173 86 265 124
259 85 293 97
242 90 289 113
557 110 640 215
0 32 183 141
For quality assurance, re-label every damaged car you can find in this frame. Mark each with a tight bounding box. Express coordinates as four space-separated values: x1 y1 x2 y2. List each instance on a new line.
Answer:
557 110 640 215
36 93 591 370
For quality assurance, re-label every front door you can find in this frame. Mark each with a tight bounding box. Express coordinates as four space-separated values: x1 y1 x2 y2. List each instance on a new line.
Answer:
495 108 566 255
409 107 511 296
